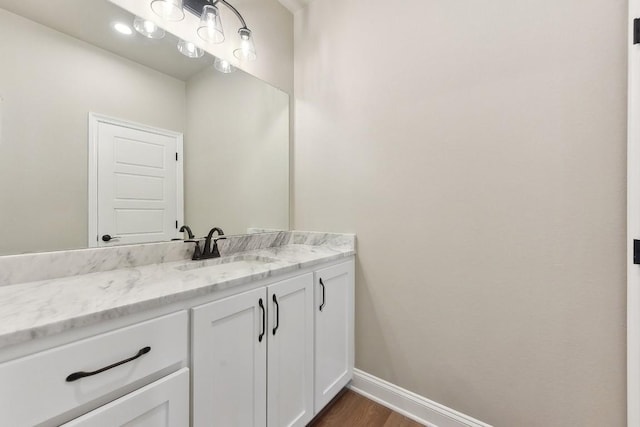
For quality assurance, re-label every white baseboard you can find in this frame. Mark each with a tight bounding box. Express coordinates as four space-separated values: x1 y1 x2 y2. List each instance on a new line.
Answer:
349 369 492 427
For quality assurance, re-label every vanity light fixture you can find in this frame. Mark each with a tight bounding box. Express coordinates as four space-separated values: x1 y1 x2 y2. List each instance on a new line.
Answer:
214 57 234 73
197 4 224 43
177 39 204 58
205 1 256 60
234 27 256 61
151 0 257 61
133 17 166 39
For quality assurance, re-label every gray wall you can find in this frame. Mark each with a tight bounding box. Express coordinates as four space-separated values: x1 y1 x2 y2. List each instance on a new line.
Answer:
293 0 627 425
185 68 290 236
0 9 186 255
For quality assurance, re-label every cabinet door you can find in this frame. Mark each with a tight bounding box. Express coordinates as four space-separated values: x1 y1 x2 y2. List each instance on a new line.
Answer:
267 274 314 427
62 368 189 427
192 287 267 427
314 261 355 412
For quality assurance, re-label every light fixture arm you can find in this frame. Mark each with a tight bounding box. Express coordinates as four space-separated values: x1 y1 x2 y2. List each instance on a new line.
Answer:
209 0 249 30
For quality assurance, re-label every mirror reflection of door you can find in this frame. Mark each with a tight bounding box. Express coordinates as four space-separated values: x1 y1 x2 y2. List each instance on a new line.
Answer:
88 113 184 247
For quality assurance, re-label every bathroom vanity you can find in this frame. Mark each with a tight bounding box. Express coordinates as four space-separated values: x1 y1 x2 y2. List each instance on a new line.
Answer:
0 231 355 426
0 1 344 424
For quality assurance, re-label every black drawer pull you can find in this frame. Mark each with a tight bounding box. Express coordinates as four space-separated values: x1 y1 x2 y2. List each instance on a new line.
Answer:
319 278 326 311
259 298 266 342
66 346 151 382
272 294 279 335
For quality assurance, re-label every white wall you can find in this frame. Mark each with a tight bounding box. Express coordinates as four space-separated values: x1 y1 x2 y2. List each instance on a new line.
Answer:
185 68 290 236
293 0 627 425
0 9 186 255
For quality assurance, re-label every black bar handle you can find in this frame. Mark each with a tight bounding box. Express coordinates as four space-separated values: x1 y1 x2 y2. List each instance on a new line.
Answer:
66 346 151 382
258 298 266 342
319 278 326 311
272 294 279 335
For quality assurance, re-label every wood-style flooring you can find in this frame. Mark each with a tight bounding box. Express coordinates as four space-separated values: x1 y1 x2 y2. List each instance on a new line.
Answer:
309 389 424 427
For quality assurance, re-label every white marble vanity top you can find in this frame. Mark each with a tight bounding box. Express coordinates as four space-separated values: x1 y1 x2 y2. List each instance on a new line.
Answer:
0 232 355 350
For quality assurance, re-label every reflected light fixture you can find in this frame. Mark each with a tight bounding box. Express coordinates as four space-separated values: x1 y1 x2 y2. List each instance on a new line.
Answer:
214 57 235 73
113 22 133 35
177 39 204 58
150 0 185 22
151 0 256 61
133 17 166 39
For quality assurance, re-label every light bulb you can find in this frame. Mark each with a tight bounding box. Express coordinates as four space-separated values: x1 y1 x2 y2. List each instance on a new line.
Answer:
133 17 165 39
214 57 235 73
197 5 224 43
177 39 204 58
233 28 256 61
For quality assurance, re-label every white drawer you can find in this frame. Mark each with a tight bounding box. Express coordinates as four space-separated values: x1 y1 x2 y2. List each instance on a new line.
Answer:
0 311 187 427
62 368 189 427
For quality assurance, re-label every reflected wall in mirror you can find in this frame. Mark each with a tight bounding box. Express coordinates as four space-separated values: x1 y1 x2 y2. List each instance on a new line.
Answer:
0 0 289 256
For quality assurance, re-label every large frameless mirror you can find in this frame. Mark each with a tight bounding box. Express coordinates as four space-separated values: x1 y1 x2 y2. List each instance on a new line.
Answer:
0 0 290 256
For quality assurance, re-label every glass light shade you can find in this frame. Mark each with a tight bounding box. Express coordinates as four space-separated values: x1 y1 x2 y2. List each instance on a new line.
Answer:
197 5 224 43
150 0 184 21
133 17 165 39
177 39 204 58
233 28 257 61
214 57 235 73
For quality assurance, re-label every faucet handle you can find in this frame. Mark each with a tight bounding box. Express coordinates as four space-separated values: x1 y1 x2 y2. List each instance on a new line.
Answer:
184 239 202 260
211 236 227 258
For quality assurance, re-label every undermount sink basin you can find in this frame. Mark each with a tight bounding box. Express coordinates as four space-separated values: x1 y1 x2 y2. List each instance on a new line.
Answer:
175 255 277 272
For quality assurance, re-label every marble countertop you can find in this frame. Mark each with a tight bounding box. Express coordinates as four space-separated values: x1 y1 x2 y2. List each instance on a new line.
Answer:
0 243 355 350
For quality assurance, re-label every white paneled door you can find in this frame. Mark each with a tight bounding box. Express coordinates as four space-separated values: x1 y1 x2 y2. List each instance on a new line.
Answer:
89 114 183 247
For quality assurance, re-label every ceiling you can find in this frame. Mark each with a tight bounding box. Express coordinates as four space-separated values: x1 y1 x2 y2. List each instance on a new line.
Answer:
0 0 212 81
277 0 312 13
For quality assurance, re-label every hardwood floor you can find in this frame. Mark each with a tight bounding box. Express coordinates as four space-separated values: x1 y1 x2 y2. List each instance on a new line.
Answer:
309 389 424 427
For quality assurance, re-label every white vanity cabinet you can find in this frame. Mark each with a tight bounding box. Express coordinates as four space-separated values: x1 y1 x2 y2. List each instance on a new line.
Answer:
192 273 315 427
314 261 355 412
0 256 354 427
62 368 189 427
